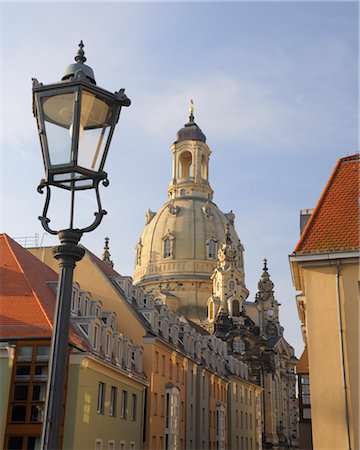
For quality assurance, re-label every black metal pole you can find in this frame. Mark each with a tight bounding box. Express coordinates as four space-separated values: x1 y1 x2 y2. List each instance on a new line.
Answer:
41 229 85 450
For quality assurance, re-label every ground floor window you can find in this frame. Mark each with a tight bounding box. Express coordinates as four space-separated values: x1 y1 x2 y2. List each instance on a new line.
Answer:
165 384 180 450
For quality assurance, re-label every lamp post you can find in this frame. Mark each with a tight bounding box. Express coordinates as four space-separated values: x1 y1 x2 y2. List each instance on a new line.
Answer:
32 42 130 450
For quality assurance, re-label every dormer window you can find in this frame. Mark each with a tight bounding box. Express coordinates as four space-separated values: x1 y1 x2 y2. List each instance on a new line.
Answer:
71 289 78 313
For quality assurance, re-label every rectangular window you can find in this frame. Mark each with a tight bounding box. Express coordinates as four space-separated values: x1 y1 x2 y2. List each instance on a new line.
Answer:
108 440 115 450
95 439 102 450
153 393 158 415
97 382 105 414
155 351 159 373
121 390 128 419
169 359 173 379
94 325 99 350
131 393 137 421
162 355 166 376
110 386 117 417
17 346 32 362
35 346 49 362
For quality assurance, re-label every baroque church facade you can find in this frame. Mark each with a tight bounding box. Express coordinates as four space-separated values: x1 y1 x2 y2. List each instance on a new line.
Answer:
134 106 299 449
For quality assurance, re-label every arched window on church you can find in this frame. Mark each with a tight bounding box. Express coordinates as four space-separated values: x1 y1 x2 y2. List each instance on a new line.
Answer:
135 239 142 266
207 239 217 259
208 301 214 321
178 151 193 178
232 299 240 317
163 234 174 258
201 154 208 180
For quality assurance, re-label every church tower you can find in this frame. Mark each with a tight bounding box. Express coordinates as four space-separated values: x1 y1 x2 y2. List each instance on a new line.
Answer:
255 259 283 338
208 223 249 322
133 103 246 323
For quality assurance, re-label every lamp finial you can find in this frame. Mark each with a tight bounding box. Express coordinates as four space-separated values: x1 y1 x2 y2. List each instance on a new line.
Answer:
75 40 87 64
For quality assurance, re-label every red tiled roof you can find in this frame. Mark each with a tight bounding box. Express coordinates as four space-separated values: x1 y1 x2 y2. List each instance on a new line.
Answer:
0 234 88 350
294 153 359 254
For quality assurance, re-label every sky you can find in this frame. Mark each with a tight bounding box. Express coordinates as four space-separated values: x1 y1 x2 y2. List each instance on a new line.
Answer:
1 1 358 359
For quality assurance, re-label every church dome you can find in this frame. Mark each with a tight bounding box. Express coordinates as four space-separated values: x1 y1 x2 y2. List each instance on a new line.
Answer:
134 198 241 284
133 106 245 321
175 117 206 143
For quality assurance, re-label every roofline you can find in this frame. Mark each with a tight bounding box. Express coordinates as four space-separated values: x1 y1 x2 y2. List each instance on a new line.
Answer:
289 250 360 263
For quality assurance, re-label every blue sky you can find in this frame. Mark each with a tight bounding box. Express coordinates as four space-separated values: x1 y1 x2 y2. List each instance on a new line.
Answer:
1 1 358 358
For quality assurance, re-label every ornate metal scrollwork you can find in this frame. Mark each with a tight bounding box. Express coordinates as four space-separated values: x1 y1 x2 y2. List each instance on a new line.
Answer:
37 175 109 235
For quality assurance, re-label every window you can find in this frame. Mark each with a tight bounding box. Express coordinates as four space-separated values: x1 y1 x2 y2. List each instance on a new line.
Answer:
179 151 192 178
155 351 159 373
169 359 173 379
162 355 166 376
6 343 49 449
153 393 158 415
216 405 225 450
160 394 165 416
201 155 208 179
165 386 180 450
164 237 174 258
105 333 111 357
119 442 125 450
108 440 115 450
97 382 105 414
232 299 240 317
121 390 128 419
95 439 102 450
208 239 217 259
94 324 99 350
131 394 137 421
110 386 117 417
208 301 214 320
299 374 311 420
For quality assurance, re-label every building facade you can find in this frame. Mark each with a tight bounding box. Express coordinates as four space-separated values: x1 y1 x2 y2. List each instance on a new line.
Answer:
290 154 359 450
0 234 147 450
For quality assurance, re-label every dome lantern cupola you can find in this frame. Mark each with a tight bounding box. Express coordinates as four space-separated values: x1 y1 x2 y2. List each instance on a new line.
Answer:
175 100 206 144
168 101 213 201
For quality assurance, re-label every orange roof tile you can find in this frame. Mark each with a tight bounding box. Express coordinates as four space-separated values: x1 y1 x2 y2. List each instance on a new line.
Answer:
294 153 359 254
0 234 88 350
296 346 309 374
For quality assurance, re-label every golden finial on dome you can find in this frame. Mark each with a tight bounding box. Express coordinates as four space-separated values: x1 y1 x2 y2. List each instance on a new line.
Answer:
189 99 194 122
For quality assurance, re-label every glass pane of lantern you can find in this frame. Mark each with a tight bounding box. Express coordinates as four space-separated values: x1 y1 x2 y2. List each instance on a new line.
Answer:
42 93 75 166
78 126 110 172
77 91 111 172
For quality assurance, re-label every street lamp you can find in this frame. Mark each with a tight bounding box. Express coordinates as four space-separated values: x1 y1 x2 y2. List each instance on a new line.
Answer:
32 41 130 450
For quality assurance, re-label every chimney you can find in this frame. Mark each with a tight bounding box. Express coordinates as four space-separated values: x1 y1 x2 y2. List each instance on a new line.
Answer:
300 209 314 236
